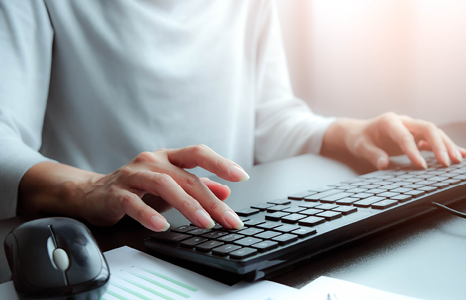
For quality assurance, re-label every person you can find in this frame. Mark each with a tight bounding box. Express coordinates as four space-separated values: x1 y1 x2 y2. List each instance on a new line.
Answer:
0 0 464 231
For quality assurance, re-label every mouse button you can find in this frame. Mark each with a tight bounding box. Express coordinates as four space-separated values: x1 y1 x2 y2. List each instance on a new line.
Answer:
53 222 103 285
12 227 67 288
52 248 70 271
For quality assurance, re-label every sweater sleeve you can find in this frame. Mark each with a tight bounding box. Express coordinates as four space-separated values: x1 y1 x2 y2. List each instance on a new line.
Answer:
0 0 55 219
254 1 336 164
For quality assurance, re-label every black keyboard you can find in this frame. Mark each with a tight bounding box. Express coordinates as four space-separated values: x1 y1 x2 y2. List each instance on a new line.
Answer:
145 157 466 281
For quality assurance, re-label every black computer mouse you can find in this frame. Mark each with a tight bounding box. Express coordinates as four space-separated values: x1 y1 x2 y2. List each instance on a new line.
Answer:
3 217 110 300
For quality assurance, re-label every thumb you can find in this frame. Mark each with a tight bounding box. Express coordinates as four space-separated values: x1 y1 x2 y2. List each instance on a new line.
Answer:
354 139 390 170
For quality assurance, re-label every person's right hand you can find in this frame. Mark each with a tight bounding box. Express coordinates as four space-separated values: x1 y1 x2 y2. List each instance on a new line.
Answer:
19 145 250 232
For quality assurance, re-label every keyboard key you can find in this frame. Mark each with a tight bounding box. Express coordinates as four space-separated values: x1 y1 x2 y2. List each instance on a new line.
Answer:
332 206 357 215
150 232 191 244
417 186 437 192
354 196 385 208
187 228 212 236
267 199 292 205
234 237 263 247
444 179 461 185
298 216 326 226
257 221 282 229
320 192 354 203
300 208 324 216
220 227 248 233
404 190 425 197
171 225 197 233
251 241 279 252
239 217 250 222
391 194 412 202
432 182 450 188
235 208 260 216
196 240 224 252
377 192 400 198
371 200 398 209
267 205 291 212
298 202 320 209
283 207 306 213
237 228 264 236
315 204 338 210
254 231 282 239
180 237 208 248
391 187 412 193
288 191 317 200
274 224 300 233
350 193 373 199
281 214 307 223
243 220 266 227
229 247 258 259
265 212 290 221
272 234 298 245
291 227 317 238
212 244 242 256
304 189 341 201
335 197 359 205
365 189 387 194
346 188 367 193
316 211 342 221
217 234 245 242
250 203 275 211
422 180 438 186
201 231 228 239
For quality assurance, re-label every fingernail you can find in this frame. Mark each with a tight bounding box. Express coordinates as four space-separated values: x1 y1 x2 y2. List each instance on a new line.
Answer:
224 210 244 230
376 156 387 170
456 149 463 162
150 216 170 232
441 151 450 167
419 156 427 169
229 166 250 182
195 210 215 229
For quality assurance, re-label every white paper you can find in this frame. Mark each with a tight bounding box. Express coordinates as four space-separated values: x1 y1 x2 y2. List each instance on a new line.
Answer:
102 246 300 300
298 276 424 300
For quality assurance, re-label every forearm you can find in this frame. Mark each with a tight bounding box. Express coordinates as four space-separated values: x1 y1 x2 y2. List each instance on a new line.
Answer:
18 161 102 217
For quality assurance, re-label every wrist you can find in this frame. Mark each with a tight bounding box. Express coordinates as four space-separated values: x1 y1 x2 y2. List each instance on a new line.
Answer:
18 162 102 218
321 118 366 155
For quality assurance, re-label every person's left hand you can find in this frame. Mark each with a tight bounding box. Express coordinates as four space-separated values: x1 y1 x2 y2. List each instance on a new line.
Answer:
321 112 466 169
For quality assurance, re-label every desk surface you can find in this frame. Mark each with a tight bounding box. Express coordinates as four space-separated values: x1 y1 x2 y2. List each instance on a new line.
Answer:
1 122 466 300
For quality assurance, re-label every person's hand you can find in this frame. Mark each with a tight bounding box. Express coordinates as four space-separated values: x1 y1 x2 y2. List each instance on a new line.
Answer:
19 145 250 232
321 112 466 169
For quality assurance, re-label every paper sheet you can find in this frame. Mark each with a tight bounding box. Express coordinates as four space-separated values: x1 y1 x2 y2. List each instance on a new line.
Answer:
298 276 424 300
0 246 300 300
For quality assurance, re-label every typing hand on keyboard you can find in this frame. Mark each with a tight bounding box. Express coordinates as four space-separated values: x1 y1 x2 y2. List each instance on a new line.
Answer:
321 112 466 170
146 156 466 281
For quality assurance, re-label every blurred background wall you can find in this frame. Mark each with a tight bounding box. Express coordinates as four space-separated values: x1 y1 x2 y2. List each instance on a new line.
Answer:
276 0 466 126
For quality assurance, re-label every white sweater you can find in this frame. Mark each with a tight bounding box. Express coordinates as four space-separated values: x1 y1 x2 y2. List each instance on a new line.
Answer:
0 0 335 219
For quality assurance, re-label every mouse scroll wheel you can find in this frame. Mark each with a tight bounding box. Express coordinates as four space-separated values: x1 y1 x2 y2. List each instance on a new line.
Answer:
52 248 70 271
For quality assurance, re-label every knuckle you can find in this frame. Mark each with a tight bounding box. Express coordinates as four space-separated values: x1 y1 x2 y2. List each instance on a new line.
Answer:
190 144 210 155
379 112 398 125
118 193 135 209
215 159 230 171
185 174 202 187
179 197 193 213
208 200 223 212
154 173 174 186
134 151 154 164
118 166 134 179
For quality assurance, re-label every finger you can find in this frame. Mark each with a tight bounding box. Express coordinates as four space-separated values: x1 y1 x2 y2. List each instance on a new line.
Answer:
459 147 466 157
417 140 431 151
381 117 427 169
403 119 450 166
353 137 390 170
125 170 241 229
200 177 231 201
166 145 250 182
117 190 170 232
164 166 242 229
438 131 463 163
